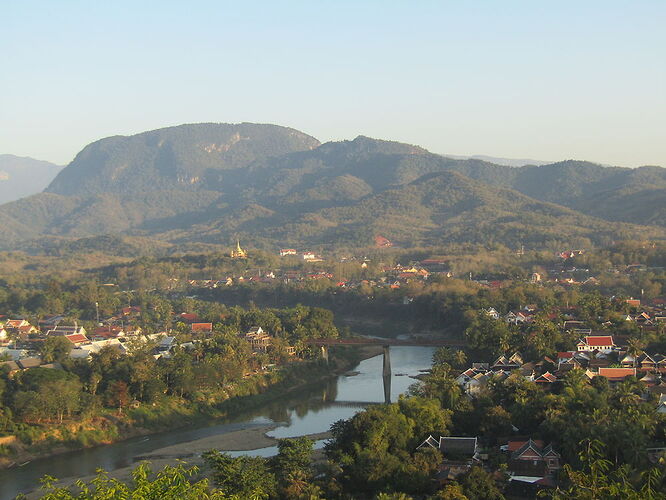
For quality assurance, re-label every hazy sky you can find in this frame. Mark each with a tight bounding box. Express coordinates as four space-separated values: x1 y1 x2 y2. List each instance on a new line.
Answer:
2 1 665 167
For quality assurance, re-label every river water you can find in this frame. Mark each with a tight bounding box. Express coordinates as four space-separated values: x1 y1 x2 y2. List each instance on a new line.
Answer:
0 346 435 499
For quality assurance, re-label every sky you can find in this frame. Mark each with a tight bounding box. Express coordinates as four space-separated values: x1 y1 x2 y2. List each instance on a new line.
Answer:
2 1 665 167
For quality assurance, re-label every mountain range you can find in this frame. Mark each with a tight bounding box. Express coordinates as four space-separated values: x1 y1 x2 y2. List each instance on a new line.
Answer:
0 123 664 253
0 155 62 203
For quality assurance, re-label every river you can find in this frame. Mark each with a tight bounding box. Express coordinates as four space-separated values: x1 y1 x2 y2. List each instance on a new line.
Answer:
0 346 435 499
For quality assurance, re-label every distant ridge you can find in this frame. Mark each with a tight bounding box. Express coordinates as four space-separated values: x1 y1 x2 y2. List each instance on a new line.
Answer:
0 154 62 202
0 123 663 251
442 153 553 167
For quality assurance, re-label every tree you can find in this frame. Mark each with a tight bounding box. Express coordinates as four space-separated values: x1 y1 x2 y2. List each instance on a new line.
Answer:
31 463 225 499
106 381 130 414
459 467 504 500
203 450 277 499
431 484 469 499
272 437 314 492
398 396 452 446
546 439 665 499
39 336 72 363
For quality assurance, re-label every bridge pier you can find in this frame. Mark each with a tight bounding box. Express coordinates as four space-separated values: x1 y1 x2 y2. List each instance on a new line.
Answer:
382 345 391 404
320 345 329 364
382 345 391 377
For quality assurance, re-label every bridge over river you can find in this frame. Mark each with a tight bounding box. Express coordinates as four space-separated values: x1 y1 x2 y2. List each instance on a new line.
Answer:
306 337 466 403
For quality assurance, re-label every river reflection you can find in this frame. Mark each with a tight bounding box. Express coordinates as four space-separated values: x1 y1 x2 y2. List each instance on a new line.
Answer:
0 346 435 500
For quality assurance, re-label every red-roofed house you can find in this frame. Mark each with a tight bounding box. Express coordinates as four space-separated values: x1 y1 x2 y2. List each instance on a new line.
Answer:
557 352 574 363
507 439 545 452
179 313 200 324
65 333 90 347
597 367 636 382
121 306 142 317
5 319 30 330
374 235 393 248
577 336 615 353
92 326 125 340
535 372 558 384
191 322 213 333
508 439 561 477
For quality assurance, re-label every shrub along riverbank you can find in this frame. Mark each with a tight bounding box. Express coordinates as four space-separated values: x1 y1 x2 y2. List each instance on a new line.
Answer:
0 346 374 470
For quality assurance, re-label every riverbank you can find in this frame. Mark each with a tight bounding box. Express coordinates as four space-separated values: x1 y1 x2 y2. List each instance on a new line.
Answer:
21 425 332 500
0 345 382 474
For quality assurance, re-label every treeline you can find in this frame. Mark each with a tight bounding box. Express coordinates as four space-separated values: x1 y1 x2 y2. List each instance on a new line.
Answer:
0 303 339 452
28 350 666 499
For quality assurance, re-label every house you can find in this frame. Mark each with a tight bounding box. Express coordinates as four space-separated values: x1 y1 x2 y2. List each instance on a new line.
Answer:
577 336 615 353
152 336 177 357
620 353 637 368
5 320 39 338
456 368 479 387
563 320 586 331
191 322 213 334
508 439 561 476
17 357 41 369
243 327 272 352
637 353 657 372
557 352 575 364
492 352 523 370
279 249 297 256
65 333 91 347
178 312 200 324
640 373 660 387
121 306 142 317
417 435 480 460
485 307 500 320
92 326 125 341
534 372 558 384
71 339 126 360
597 367 637 382
656 355 666 374
47 325 88 337
506 311 530 325
4 319 31 331
374 235 393 248
38 315 65 332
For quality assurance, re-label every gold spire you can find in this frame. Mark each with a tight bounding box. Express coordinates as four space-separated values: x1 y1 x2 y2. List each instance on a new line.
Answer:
231 239 248 259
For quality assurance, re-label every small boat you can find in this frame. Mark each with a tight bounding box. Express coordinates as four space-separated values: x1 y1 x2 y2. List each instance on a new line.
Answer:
18 461 31 467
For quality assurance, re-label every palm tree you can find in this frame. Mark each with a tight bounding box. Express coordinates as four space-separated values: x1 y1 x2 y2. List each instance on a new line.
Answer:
453 350 467 368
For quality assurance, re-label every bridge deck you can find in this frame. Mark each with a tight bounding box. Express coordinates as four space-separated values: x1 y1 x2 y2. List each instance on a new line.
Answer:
306 338 465 347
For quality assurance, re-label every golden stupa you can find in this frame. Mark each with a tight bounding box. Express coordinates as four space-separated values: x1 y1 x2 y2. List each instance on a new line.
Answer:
230 239 248 259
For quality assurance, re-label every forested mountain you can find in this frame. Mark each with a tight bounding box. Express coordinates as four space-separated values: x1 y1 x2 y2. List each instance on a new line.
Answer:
46 123 320 196
0 124 663 252
0 154 62 202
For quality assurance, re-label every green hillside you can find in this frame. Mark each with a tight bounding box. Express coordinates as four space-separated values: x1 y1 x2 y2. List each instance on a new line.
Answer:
45 122 320 196
0 124 664 253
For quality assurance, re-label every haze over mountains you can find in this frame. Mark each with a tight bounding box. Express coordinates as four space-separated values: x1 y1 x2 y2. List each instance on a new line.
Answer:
441 153 553 167
0 155 62 203
0 123 664 253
